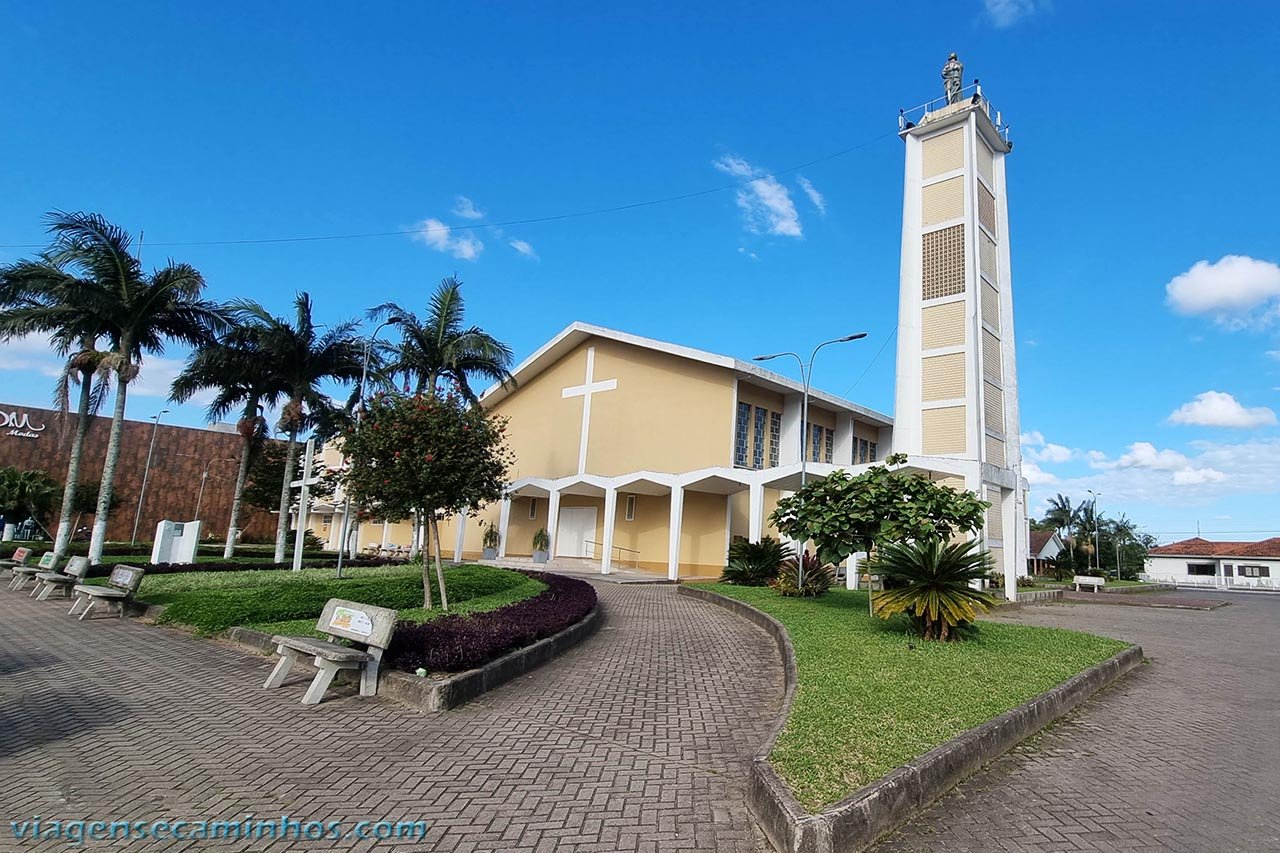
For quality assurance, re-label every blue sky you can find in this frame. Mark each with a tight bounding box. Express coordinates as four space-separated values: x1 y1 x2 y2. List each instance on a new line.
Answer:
2 1 1278 541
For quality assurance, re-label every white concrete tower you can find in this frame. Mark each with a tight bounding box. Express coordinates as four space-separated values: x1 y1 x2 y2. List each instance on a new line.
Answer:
891 59 1028 593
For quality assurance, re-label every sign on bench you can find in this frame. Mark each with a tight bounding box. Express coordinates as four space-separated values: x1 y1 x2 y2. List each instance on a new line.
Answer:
9 552 58 591
263 598 399 706
1073 574 1106 592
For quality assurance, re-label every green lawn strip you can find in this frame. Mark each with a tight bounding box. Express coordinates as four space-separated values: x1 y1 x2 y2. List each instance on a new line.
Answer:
126 564 541 636
702 584 1128 811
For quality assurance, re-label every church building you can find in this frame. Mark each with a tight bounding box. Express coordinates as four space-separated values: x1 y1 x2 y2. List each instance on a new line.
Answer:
316 60 1030 597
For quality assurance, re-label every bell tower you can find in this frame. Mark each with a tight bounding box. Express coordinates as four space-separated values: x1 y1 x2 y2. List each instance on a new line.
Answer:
891 57 1027 588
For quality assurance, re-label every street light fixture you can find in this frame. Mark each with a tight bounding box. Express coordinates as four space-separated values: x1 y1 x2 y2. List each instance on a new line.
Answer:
131 409 170 545
336 317 402 575
1086 489 1102 573
194 457 238 522
753 332 867 590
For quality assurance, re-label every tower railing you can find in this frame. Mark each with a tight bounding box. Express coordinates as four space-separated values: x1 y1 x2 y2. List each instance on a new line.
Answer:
898 81 1011 145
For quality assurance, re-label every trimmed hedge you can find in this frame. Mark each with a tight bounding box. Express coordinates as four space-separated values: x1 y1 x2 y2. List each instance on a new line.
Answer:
85 557 399 579
387 571 597 673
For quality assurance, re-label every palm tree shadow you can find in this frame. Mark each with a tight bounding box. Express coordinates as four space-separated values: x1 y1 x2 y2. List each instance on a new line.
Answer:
0 688 130 760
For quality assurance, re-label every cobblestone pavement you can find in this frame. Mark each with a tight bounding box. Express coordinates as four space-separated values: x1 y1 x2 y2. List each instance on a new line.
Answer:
875 593 1280 853
0 582 782 852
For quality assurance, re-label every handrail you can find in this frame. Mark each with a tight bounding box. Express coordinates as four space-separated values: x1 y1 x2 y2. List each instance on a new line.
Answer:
897 81 1011 146
583 539 641 569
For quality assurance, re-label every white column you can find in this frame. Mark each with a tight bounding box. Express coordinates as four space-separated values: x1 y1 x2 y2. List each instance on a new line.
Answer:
748 483 765 542
546 490 562 557
1001 488 1017 601
667 487 684 581
779 396 803 465
497 498 512 558
601 487 617 574
834 417 855 466
379 522 390 548
453 512 466 562
845 552 859 591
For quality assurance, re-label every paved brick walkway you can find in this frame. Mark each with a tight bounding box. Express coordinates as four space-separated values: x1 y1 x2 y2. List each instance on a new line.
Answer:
875 593 1280 853
0 582 781 852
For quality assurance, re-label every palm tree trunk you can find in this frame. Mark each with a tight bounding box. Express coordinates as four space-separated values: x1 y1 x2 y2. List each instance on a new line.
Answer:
88 377 129 565
53 371 94 558
273 429 299 564
418 508 434 610
429 513 449 611
224 431 255 559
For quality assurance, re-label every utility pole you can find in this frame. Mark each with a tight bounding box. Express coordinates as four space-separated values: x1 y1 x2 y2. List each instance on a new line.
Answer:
131 409 169 544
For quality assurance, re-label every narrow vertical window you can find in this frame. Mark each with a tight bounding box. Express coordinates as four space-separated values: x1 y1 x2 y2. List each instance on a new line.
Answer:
811 424 823 463
824 428 834 464
769 412 781 467
752 406 766 469
734 402 750 467
528 498 538 520
625 494 636 521
869 441 878 463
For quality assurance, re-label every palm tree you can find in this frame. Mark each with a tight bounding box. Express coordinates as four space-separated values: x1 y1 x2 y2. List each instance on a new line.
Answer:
239 294 364 564
370 277 515 566
371 276 515 402
869 538 999 641
171 316 286 558
0 253 111 558
26 213 227 563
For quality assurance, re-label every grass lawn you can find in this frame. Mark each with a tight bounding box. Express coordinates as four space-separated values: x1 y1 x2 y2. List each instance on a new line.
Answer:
702 584 1129 811
120 563 544 635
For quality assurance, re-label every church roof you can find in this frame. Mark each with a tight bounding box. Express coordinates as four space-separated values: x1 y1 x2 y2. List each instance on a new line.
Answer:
480 321 893 426
1148 537 1280 559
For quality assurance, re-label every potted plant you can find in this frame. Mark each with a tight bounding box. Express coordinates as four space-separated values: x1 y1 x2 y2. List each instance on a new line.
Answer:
481 522 501 560
532 527 550 563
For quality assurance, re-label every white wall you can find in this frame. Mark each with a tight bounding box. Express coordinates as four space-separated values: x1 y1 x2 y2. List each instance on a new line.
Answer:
1145 555 1279 590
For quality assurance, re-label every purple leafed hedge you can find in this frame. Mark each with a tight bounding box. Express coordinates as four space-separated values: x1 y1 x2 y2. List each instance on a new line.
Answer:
387 571 597 673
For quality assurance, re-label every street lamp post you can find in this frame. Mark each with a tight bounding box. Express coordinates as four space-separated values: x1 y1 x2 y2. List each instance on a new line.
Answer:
194 457 237 522
753 332 867 590
336 317 401 576
1087 489 1102 573
131 409 170 545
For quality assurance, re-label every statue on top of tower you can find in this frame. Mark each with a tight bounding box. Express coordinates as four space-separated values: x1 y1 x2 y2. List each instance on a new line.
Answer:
942 53 964 104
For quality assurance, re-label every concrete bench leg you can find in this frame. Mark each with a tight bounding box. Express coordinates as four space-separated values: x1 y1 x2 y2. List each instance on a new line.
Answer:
264 647 298 689
301 658 344 705
78 597 96 621
35 582 58 601
68 595 83 616
360 657 380 697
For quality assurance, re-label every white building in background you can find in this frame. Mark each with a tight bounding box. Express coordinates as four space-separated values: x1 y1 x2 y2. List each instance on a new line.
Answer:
1145 538 1280 590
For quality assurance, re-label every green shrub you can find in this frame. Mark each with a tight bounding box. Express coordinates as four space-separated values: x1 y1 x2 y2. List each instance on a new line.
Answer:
771 551 833 597
720 537 790 586
870 538 999 641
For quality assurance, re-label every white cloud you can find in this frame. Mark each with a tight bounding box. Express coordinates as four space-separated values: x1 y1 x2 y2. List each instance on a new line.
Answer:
737 247 758 261
451 196 485 220
1266 350 1280 361
508 239 538 261
1165 255 1280 328
1093 441 1189 471
1172 467 1227 486
0 333 64 378
411 217 484 261
1022 460 1058 486
796 176 826 215
984 0 1047 27
1021 430 1045 447
713 154 802 238
1168 390 1277 428
1032 443 1073 464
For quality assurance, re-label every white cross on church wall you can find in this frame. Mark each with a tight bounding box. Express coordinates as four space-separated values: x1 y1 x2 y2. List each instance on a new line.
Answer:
561 346 617 474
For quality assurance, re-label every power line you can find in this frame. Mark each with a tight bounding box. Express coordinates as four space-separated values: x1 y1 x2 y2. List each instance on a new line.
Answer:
0 129 900 250
840 327 897 397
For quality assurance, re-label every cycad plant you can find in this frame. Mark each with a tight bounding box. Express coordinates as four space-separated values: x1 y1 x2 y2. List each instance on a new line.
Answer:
720 537 790 586
869 538 999 640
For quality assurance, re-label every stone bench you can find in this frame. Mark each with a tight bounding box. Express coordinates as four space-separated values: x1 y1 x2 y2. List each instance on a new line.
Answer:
1073 574 1106 592
69 565 146 620
263 598 398 706
9 552 58 591
32 556 91 600
1 546 33 573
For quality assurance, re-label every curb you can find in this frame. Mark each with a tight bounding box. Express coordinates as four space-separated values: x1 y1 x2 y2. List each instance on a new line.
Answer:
678 584 1143 853
224 605 603 713
1012 588 1064 605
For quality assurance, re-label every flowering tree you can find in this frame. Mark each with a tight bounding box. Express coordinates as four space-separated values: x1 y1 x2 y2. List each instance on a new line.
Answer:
770 453 988 566
340 392 513 609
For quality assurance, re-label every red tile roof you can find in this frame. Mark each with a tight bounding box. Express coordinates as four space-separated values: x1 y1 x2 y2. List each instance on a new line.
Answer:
1148 537 1280 558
